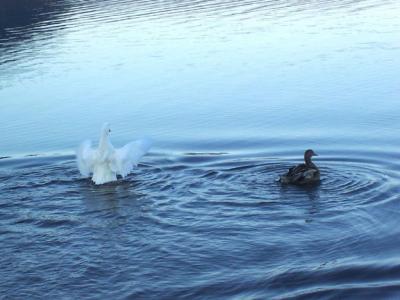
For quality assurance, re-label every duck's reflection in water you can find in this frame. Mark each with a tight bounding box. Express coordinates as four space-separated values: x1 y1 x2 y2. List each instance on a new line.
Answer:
278 181 321 223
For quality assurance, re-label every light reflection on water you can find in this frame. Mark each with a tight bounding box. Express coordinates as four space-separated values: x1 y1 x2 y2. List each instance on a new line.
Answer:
1 0 400 299
1 0 399 155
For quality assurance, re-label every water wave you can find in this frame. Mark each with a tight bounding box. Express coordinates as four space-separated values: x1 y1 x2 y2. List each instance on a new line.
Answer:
1 151 400 298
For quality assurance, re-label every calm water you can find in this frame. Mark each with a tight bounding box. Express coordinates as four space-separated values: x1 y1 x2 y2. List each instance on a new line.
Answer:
1 0 400 298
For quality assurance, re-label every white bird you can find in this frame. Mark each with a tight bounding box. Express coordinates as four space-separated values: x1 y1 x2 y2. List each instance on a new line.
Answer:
76 123 151 185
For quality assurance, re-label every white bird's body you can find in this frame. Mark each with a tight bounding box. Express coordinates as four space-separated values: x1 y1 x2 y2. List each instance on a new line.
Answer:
76 123 151 185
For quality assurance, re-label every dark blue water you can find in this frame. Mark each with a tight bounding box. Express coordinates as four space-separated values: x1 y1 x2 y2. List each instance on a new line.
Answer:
1 0 400 298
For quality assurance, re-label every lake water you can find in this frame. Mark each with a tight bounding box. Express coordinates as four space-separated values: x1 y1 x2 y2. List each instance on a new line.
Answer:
1 0 400 298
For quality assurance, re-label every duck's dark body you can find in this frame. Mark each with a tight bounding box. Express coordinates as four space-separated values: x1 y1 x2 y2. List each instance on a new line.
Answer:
279 150 320 185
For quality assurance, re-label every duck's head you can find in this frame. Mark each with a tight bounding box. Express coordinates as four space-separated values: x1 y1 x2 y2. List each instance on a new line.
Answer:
101 122 112 136
304 149 318 161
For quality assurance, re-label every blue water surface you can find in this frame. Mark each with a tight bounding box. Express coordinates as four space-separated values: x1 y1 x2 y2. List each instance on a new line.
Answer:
1 0 400 299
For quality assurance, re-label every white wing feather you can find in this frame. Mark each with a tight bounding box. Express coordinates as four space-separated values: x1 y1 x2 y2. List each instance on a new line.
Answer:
76 140 96 177
110 139 152 178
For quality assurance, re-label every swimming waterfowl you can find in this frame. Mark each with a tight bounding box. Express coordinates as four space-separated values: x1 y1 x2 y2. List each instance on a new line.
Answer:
279 149 320 185
76 123 151 185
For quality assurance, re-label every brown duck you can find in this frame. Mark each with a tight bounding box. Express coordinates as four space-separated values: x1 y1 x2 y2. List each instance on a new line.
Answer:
279 149 320 185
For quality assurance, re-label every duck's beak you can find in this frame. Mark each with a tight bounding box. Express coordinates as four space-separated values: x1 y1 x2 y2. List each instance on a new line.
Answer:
313 152 318 156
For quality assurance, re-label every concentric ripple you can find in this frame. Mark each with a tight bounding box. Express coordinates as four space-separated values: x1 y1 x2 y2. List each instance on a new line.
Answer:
1 151 400 299
320 162 398 204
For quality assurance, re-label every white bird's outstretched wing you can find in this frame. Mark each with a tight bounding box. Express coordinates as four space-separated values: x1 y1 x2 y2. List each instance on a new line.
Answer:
110 139 152 178
76 140 96 177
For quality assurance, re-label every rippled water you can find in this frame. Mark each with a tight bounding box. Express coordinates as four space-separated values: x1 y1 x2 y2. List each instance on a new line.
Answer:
1 0 400 299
